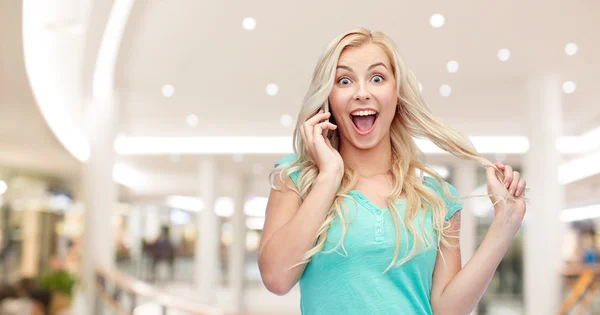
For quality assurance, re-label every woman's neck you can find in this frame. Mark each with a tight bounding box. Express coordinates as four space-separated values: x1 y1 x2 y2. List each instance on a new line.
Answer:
339 135 393 177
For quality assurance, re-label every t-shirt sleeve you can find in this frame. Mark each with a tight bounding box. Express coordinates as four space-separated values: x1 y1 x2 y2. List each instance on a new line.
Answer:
274 153 300 186
423 176 463 221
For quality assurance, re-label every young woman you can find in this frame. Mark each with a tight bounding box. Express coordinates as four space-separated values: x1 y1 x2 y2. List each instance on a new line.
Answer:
258 28 527 315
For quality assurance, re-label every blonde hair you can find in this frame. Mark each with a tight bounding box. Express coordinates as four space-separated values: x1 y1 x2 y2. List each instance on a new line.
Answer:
271 28 504 272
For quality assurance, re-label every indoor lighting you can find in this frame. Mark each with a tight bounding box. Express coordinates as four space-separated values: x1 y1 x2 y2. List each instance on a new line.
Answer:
165 196 236 217
469 136 529 154
246 217 265 230
559 151 600 185
561 204 600 222
114 133 596 156
280 114 293 127
471 203 600 223
215 197 234 217
166 195 204 212
115 136 533 155
113 134 126 153
170 208 191 225
115 136 294 154
565 43 578 56
266 83 279 96
497 49 511 62
430 14 445 28
112 163 147 188
186 114 199 127
242 17 256 31
446 60 459 73
244 196 268 217
468 185 600 222
430 166 449 179
562 81 576 94
162 84 174 98
557 127 600 154
556 136 582 154
0 180 7 195
48 194 71 210
414 136 529 154
579 127 600 152
440 84 452 97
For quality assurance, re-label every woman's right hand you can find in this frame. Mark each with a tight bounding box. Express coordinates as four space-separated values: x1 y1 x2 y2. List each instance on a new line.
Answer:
300 110 344 181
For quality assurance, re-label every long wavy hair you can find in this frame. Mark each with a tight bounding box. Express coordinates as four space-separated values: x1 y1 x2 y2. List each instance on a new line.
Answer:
271 28 503 272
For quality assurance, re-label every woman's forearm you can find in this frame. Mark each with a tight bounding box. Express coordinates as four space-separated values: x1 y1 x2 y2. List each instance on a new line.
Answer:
258 173 340 295
432 207 520 315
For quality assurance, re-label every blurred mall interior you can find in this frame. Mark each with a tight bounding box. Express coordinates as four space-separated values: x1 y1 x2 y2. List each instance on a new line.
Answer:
0 0 599 314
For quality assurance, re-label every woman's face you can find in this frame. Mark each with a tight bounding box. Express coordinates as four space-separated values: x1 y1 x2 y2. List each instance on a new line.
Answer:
329 43 398 150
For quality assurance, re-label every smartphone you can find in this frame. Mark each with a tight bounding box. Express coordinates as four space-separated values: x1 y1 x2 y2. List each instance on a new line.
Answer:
324 105 336 139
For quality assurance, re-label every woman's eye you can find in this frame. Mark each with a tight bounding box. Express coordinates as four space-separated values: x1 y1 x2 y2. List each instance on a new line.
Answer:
372 75 384 83
338 77 351 85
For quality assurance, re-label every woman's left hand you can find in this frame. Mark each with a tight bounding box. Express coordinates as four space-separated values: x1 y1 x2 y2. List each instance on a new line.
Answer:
486 162 527 225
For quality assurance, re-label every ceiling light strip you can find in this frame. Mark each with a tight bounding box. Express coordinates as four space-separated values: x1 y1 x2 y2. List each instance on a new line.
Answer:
115 136 530 155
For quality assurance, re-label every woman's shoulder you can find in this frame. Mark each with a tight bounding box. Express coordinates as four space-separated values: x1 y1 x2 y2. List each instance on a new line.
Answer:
273 153 301 185
422 176 463 219
422 176 455 193
274 153 298 167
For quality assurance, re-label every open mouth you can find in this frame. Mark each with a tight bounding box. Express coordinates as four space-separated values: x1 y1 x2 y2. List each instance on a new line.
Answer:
350 109 378 135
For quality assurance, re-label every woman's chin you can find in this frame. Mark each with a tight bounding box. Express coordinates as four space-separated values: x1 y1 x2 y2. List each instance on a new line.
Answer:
348 132 386 151
338 123 388 151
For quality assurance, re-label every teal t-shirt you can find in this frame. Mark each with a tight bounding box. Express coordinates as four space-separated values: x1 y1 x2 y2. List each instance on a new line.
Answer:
273 153 463 315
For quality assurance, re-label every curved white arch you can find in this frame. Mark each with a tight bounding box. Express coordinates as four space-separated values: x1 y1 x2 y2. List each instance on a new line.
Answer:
92 0 135 102
22 0 135 164
22 0 90 162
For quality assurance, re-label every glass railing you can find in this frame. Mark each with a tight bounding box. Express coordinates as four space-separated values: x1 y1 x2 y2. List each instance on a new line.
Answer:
94 266 224 315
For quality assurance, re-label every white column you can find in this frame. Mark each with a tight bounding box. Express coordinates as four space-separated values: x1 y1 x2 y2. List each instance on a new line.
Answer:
82 97 118 309
524 74 564 315
195 159 220 304
20 210 41 278
229 175 248 312
128 205 142 259
452 162 478 265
